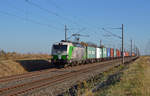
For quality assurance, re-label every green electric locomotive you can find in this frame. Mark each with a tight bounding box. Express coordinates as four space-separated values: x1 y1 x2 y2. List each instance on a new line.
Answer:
51 41 86 67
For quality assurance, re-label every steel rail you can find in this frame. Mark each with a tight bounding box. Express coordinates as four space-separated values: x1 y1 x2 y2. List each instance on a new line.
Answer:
0 57 135 96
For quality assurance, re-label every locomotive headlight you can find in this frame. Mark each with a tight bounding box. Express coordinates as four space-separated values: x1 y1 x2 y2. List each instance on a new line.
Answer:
58 55 61 59
66 55 69 58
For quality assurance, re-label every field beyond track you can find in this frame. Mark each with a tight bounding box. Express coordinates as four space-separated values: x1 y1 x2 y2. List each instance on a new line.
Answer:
0 51 51 77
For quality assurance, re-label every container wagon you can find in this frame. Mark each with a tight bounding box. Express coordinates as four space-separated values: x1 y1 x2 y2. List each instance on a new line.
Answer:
96 48 102 62
107 48 111 59
51 40 138 67
110 48 114 59
116 49 121 58
102 48 107 60
86 46 96 63
114 49 117 58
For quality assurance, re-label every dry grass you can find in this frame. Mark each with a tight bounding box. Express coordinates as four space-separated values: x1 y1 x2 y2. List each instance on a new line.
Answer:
0 50 51 60
62 57 150 96
0 50 52 77
0 60 27 77
95 56 150 96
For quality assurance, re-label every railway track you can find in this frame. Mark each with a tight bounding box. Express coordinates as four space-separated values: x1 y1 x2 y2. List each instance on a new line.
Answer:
0 59 114 85
0 57 137 96
0 68 58 83
0 68 63 90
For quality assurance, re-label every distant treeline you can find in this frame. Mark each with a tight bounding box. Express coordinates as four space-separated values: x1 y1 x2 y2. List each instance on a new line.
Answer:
0 49 51 60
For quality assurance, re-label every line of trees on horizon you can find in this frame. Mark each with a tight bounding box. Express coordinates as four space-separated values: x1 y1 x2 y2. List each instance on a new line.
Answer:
0 49 51 60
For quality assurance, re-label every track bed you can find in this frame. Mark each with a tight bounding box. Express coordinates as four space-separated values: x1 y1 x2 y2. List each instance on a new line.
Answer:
0 57 138 96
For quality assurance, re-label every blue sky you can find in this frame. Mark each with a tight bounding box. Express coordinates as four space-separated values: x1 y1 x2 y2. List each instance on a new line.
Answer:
0 0 149 54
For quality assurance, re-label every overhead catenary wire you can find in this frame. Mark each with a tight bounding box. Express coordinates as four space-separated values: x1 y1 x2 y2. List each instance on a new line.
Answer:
26 0 106 43
45 0 63 11
102 26 132 52
102 26 132 43
0 10 58 30
102 28 122 39
25 0 102 40
5 0 27 14
105 26 133 42
5 0 131 49
26 0 59 16
5 0 65 28
45 0 105 34
25 0 82 27
30 0 92 39
43 0 90 29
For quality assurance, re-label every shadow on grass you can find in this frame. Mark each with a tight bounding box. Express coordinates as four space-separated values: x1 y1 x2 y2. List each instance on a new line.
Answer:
16 59 54 72
92 72 123 93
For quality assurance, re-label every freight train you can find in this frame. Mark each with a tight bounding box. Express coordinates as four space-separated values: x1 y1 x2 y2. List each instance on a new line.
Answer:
51 40 135 67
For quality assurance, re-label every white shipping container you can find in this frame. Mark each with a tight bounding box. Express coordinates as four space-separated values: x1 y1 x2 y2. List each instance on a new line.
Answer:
96 48 100 58
96 48 102 58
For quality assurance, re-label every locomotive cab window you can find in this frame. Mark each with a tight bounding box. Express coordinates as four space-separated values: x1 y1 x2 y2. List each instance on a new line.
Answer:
53 45 67 51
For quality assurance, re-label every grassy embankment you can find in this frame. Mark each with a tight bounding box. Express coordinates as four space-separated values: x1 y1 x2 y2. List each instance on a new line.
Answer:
63 56 150 96
0 50 51 77
95 56 150 96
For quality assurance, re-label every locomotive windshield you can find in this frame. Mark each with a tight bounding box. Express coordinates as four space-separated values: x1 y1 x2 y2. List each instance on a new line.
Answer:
53 45 67 51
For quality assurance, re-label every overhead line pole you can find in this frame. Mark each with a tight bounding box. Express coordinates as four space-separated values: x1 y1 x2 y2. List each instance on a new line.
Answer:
102 24 124 64
131 39 132 56
134 42 136 53
100 40 102 47
122 24 124 64
65 25 68 41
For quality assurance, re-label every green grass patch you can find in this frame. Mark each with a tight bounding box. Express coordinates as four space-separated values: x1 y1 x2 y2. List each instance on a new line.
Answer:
62 59 132 96
95 56 150 96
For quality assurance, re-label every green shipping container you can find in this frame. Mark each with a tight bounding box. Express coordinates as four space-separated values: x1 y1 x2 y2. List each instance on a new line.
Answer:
100 48 103 58
87 47 96 59
114 49 117 57
102 48 107 58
